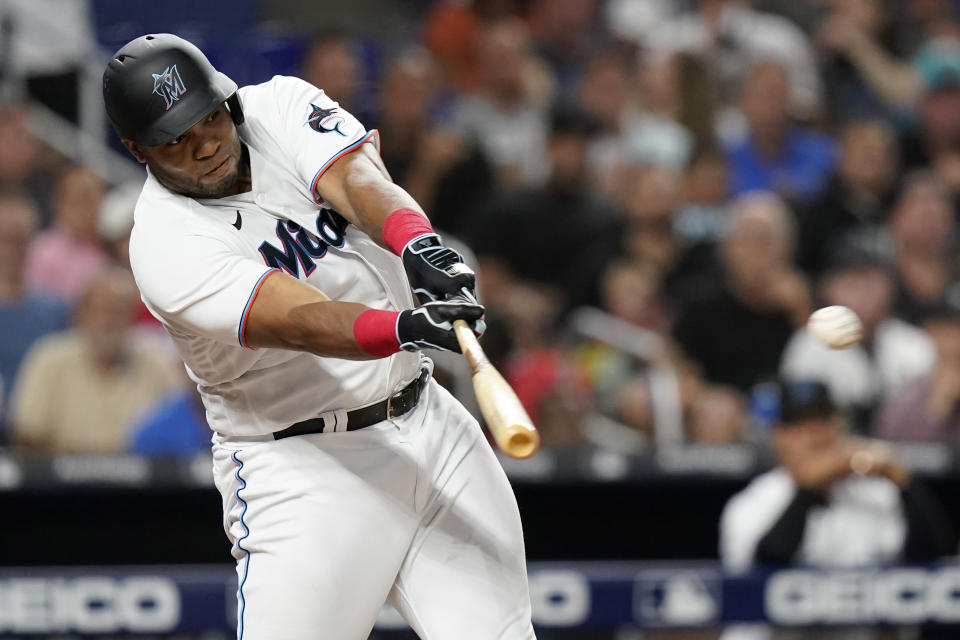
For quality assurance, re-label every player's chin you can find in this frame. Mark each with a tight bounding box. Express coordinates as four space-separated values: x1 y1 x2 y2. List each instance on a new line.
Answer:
199 161 238 195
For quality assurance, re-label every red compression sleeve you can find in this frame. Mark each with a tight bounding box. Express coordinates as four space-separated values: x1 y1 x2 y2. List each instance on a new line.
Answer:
353 309 402 357
382 208 435 255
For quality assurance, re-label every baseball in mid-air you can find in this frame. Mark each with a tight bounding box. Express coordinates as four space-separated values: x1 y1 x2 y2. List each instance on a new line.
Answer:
806 305 863 349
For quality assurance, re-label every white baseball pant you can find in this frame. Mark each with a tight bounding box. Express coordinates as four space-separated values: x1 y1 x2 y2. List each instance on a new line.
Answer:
212 378 536 639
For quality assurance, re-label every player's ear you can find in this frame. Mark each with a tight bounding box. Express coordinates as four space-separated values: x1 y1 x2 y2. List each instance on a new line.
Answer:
121 139 147 164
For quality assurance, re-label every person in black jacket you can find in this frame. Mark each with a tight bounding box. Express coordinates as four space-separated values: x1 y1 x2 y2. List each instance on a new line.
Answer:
719 379 955 639
722 379 954 570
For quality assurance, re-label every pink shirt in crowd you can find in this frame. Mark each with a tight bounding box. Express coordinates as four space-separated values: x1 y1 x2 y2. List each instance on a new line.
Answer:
873 377 960 442
26 229 109 305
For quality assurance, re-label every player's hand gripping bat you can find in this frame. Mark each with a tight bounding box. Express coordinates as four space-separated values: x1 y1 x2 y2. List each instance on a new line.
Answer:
453 319 540 459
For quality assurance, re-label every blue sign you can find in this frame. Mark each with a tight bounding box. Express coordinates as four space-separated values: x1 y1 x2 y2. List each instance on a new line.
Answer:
0 563 958 635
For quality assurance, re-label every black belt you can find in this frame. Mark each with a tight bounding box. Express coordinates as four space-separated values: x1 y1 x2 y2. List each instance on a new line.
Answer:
273 369 430 440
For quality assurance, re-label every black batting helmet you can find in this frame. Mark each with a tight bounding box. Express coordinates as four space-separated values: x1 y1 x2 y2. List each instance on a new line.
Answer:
103 34 244 146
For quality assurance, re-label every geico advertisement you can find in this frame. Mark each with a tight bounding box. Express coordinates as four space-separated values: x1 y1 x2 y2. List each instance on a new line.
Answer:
765 567 960 625
2 566 959 633
0 577 179 633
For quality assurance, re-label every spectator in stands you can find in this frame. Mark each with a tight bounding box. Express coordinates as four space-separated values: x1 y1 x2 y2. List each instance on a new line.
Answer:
629 51 721 172
817 14 960 117
720 379 955 640
449 18 551 189
466 104 620 311
375 49 442 194
639 0 823 119
374 50 493 238
687 386 748 444
0 105 50 221
674 192 811 393
893 0 960 55
526 0 597 97
625 52 694 172
888 171 960 325
506 348 591 449
899 39 960 197
620 164 683 284
299 31 362 117
0 193 67 423
673 52 722 153
600 259 669 335
618 162 721 308
796 119 899 278
577 50 639 198
572 258 719 448
130 385 209 458
97 181 140 270
674 145 731 246
97 181 166 333
780 240 935 432
8 267 179 454
421 0 520 92
606 363 747 448
26 165 108 306
874 298 960 442
580 260 671 433
725 61 837 205
816 0 907 120
612 376 656 444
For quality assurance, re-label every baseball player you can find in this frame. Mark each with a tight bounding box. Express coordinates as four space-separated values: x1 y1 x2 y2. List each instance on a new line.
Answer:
102 34 535 639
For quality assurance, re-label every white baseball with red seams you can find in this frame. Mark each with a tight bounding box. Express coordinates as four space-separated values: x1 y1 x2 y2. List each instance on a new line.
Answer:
806 305 864 349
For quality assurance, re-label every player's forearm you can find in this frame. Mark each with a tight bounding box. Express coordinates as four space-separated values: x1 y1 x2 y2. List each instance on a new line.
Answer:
314 147 476 302
259 300 381 360
246 296 483 359
249 298 411 361
345 178 427 248
241 270 371 358
316 144 430 247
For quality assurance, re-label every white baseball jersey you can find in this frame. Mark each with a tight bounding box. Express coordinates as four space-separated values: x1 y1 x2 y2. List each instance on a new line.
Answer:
720 468 905 572
129 75 422 437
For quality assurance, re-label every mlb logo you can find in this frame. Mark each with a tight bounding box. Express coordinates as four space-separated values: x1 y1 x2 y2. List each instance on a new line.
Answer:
152 65 187 110
634 568 721 627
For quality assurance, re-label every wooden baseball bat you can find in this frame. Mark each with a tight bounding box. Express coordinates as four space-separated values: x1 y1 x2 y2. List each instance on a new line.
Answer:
453 319 540 459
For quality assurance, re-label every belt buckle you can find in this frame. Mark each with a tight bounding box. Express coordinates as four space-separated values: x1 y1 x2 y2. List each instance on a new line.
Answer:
387 369 427 420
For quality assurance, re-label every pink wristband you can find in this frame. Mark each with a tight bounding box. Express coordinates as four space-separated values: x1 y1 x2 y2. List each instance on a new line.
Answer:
353 309 402 357
382 208 434 255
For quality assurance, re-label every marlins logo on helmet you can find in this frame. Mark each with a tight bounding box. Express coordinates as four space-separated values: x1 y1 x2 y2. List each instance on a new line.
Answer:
305 103 346 135
152 65 187 110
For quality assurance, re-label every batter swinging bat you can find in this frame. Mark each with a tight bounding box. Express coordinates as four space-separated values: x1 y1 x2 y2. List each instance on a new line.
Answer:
453 319 540 459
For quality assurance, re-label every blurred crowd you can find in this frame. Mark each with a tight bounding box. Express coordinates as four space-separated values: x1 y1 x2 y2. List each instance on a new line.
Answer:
5 0 960 462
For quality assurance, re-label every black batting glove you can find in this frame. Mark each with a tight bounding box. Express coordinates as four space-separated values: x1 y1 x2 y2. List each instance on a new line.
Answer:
402 234 477 303
397 298 486 353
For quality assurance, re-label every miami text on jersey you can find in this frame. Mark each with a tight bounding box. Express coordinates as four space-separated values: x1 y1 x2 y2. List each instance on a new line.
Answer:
258 209 348 278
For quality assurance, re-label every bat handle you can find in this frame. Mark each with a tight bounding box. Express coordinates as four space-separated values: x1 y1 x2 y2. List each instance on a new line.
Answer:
453 319 488 371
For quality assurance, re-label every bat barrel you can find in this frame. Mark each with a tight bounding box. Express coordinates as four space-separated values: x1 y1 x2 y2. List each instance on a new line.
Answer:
453 320 541 460
500 427 540 460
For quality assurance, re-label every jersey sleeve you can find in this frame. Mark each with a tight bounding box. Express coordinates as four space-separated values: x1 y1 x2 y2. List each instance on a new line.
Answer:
268 76 380 204
130 223 276 348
